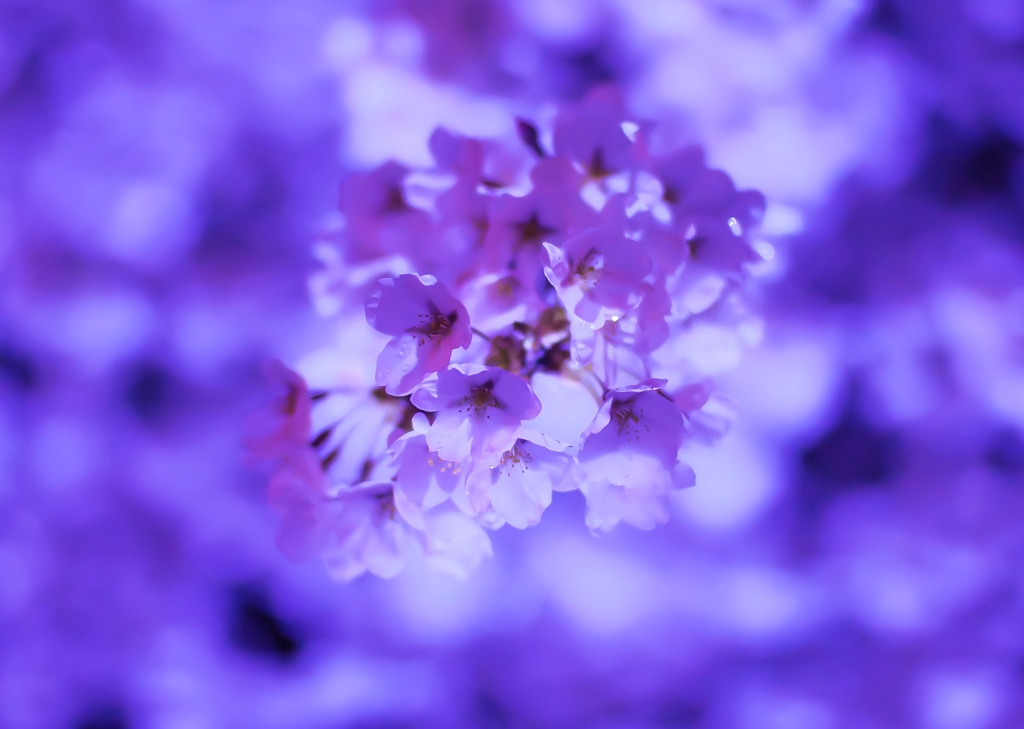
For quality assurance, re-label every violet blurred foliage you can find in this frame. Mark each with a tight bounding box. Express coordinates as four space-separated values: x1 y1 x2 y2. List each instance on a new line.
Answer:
2 0 1024 727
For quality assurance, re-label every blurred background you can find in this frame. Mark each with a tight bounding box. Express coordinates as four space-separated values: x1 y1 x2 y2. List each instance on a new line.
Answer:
2 0 1024 727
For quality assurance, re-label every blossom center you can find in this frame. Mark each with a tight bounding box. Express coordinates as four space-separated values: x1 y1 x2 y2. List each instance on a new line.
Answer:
375 489 397 520
497 441 532 475
410 309 457 340
381 186 408 214
570 247 604 288
514 213 557 249
458 380 502 416
426 455 463 475
611 399 648 441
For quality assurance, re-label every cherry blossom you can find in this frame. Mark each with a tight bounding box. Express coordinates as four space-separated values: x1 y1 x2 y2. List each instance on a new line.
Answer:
480 156 597 283
267 450 413 578
650 147 766 272
340 161 434 263
365 274 472 395
388 415 473 528
319 481 415 581
466 437 577 528
577 381 695 533
411 365 542 462
552 85 644 180
543 226 652 327
244 360 313 461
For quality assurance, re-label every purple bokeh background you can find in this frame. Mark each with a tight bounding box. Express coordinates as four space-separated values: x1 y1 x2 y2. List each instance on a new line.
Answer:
3 1 1024 727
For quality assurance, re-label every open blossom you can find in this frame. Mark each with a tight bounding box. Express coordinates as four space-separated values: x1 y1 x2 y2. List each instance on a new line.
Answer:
578 380 695 533
650 147 766 272
266 448 328 562
388 414 473 529
423 129 494 274
466 437 577 528
244 360 313 461
552 85 644 179
268 450 413 578
366 273 472 395
480 156 597 282
458 273 541 333
567 274 672 377
429 127 486 180
411 365 542 461
340 161 434 262
319 481 414 580
544 226 652 327
322 483 493 581
269 444 492 580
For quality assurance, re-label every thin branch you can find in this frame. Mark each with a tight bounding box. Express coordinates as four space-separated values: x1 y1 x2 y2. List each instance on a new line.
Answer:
471 327 494 343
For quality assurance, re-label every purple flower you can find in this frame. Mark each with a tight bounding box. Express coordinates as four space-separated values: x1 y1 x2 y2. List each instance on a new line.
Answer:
552 85 644 179
426 129 494 274
365 274 472 395
466 437 577 528
388 415 473 529
319 481 416 581
266 448 328 561
411 365 542 461
641 218 690 278
567 275 672 376
480 157 597 282
544 226 652 327
458 273 542 333
267 450 413 579
243 360 312 461
650 147 766 273
268 432 492 580
340 161 434 263
578 380 694 533
429 127 485 179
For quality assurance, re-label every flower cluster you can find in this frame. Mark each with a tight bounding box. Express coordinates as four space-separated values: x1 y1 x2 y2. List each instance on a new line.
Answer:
251 88 767 579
